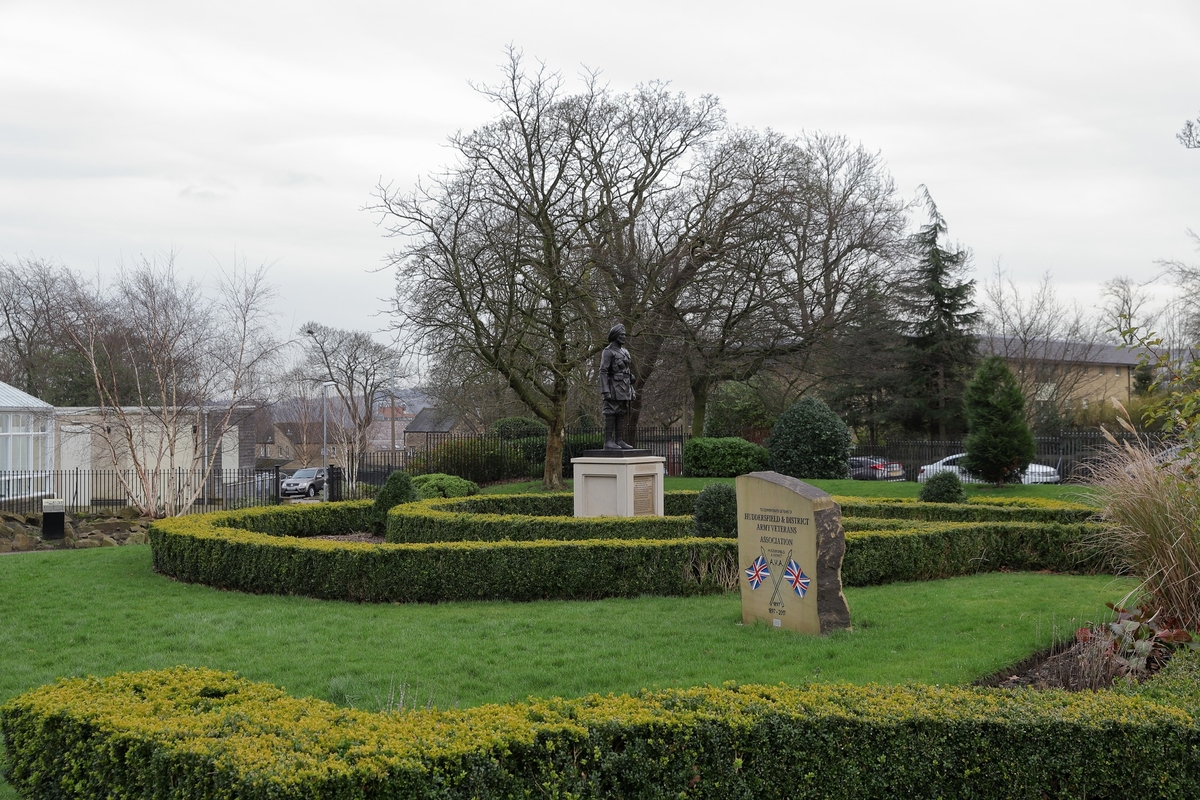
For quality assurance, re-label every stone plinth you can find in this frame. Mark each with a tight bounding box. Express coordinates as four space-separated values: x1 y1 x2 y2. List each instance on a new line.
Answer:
736 471 851 635
572 454 666 517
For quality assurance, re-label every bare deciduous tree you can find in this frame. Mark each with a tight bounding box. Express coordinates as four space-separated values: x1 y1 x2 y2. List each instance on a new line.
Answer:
0 256 99 406
271 366 325 467
1100 276 1158 345
982 267 1103 432
301 322 405 487
63 253 282 516
1179 113 1200 149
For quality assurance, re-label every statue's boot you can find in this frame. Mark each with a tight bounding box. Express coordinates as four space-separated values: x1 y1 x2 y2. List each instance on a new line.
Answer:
615 417 635 449
603 417 621 450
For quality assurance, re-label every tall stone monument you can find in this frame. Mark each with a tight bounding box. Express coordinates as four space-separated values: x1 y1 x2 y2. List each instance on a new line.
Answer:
572 322 665 517
736 471 851 635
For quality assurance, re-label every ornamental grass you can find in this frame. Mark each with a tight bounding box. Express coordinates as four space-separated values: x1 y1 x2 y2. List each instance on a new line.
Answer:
1089 432 1200 631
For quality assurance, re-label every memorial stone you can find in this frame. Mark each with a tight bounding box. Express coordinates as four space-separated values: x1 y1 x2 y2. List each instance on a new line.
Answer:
736 471 851 634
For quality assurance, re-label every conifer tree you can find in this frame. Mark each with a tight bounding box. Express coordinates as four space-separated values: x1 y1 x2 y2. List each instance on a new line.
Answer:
962 356 1036 487
893 188 981 439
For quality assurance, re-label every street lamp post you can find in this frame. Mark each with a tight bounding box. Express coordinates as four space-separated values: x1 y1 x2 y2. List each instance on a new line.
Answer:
321 380 336 501
389 375 397 454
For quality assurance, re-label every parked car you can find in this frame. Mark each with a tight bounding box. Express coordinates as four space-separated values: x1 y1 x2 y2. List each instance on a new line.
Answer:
848 456 905 481
280 468 326 498
916 454 1060 485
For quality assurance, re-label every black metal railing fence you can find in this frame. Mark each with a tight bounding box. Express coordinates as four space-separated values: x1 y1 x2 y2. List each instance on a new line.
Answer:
850 429 1163 483
0 428 1150 517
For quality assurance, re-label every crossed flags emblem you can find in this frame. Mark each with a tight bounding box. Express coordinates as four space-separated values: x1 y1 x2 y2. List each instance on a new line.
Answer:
745 547 810 599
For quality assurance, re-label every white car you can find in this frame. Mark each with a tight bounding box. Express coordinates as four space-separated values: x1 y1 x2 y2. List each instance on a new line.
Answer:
916 453 1060 485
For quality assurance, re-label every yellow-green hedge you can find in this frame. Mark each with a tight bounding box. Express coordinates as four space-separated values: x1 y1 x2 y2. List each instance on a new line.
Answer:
386 495 696 543
148 501 1107 603
150 505 736 602
843 520 1107 584
832 495 1098 523
4 661 1197 799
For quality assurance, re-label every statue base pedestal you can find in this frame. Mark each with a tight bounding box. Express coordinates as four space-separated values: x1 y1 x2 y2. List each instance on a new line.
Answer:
572 454 665 517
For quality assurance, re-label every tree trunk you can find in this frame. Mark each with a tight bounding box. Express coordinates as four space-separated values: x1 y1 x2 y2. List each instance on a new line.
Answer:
543 422 566 491
690 378 710 438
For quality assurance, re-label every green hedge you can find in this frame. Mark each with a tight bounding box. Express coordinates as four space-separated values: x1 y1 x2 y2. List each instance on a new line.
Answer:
411 491 1095 525
386 495 697 543
5 661 1197 799
843 521 1108 585
148 500 1107 604
150 506 735 603
682 436 769 477
834 497 1097 524
411 472 480 499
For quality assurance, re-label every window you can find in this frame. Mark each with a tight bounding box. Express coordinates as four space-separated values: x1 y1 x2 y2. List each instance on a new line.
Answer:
0 412 53 499
0 413 51 471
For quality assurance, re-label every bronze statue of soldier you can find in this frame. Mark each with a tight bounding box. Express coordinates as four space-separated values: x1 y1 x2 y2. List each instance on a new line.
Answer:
600 324 635 450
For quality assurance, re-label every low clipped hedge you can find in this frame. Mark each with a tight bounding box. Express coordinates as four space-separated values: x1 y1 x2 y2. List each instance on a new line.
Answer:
842 520 1108 585
149 504 735 603
148 496 1108 603
5 660 1198 799
833 496 1098 524
386 495 696 543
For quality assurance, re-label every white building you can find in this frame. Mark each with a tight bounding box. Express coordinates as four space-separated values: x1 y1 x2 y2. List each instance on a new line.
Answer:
0 380 55 501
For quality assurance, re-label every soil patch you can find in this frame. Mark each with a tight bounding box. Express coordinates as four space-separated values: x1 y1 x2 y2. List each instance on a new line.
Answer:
975 639 1170 691
311 533 385 544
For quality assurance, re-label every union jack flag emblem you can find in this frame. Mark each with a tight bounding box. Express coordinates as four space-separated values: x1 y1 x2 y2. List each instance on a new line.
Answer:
745 555 770 590
784 560 810 598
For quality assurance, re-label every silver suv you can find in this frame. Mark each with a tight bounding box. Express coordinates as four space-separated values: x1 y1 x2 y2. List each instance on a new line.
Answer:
280 468 326 498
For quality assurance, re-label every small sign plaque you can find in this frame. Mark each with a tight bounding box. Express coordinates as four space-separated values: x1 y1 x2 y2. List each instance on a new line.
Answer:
42 499 65 514
633 474 655 516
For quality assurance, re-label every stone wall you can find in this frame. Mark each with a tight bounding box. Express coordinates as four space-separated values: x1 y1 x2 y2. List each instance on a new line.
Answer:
0 508 150 553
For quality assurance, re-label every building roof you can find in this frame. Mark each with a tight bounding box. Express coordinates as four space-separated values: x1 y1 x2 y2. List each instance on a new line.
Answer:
375 405 416 421
979 336 1144 366
0 381 54 411
275 421 322 443
406 406 458 433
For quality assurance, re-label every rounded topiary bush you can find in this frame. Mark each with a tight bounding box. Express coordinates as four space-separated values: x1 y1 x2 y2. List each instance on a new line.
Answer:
693 483 739 538
919 471 968 504
683 437 769 478
412 472 480 499
767 397 850 480
372 470 419 532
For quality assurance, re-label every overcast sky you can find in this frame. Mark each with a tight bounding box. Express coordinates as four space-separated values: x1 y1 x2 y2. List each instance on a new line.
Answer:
2 0 1197 348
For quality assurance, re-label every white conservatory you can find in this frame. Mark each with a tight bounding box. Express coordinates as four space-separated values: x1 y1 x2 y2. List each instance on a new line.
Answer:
0 380 55 501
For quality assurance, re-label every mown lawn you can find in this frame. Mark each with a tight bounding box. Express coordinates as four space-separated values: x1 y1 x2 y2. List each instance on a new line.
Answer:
485 476 1097 503
0 516 1121 799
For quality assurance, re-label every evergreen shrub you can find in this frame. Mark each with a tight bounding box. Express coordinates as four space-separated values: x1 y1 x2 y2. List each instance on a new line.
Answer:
683 437 768 477
487 416 549 439
963 356 1036 486
411 472 480 499
768 397 851 479
372 470 418 532
919 471 968 504
693 483 739 537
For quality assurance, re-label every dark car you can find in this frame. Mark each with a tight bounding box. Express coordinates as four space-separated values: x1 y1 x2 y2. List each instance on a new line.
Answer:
848 456 905 481
280 468 326 498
